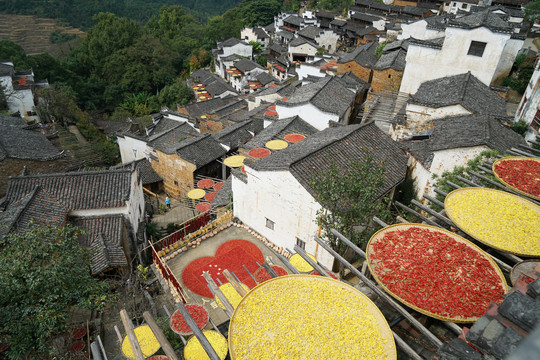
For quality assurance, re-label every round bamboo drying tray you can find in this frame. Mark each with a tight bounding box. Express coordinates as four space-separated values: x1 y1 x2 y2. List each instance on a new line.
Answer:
228 275 396 360
366 223 508 323
492 156 540 201
444 187 540 257
169 304 209 336
510 260 540 286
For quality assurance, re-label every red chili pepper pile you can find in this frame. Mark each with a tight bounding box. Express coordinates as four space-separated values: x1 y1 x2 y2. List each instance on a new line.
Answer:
254 265 288 283
369 227 506 319
493 158 540 197
170 304 209 334
69 340 85 353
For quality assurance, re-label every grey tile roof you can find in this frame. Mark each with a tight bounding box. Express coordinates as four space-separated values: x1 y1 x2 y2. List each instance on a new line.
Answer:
449 9 514 33
330 19 347 27
148 122 199 148
352 12 383 22
218 37 247 48
182 97 239 119
343 23 377 37
277 77 356 117
402 6 430 16
248 123 407 200
89 232 128 275
284 15 303 26
0 114 63 161
339 41 378 67
409 36 445 49
404 114 526 167
337 72 369 89
256 71 274 85
297 26 323 41
212 177 232 207
157 134 226 169
253 27 269 39
269 43 287 54
204 78 237 97
424 14 453 30
0 63 13 77
234 58 264 73
374 48 407 71
289 36 318 48
257 82 299 97
213 120 256 148
410 72 507 116
276 30 295 40
243 115 319 150
191 68 214 83
4 169 132 210
111 158 162 185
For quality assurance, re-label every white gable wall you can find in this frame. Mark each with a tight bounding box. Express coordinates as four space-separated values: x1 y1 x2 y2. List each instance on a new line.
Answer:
399 20 444 41
232 168 335 269
289 43 318 61
296 63 325 80
400 27 514 94
276 102 339 130
405 103 471 123
118 135 149 164
222 43 253 58
315 31 339 53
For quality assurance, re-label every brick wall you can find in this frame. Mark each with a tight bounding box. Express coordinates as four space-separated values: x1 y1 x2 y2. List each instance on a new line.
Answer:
151 150 196 199
371 68 403 94
0 158 69 197
337 61 372 83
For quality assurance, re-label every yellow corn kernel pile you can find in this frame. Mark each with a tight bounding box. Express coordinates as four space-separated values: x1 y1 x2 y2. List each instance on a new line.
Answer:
215 282 250 309
121 325 160 359
229 275 395 360
288 253 316 272
445 188 540 256
184 330 228 360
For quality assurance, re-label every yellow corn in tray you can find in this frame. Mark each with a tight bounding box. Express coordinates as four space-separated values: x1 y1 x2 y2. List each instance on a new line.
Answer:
229 275 396 360
184 330 228 360
445 188 540 257
215 282 249 310
121 325 160 359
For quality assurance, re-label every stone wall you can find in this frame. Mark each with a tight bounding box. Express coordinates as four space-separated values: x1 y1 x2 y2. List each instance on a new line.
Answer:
337 61 372 83
151 150 196 199
371 68 403 94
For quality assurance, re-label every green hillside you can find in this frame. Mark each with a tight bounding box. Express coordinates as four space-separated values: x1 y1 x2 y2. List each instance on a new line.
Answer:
0 0 242 29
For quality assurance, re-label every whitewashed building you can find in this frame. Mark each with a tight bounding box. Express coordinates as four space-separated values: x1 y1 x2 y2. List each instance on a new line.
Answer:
213 38 253 79
276 77 357 130
233 123 407 270
399 9 524 94
515 58 540 139
403 114 525 198
297 26 340 54
240 27 270 49
0 61 38 121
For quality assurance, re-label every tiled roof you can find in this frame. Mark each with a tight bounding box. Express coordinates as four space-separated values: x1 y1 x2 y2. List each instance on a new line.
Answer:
243 116 318 150
253 27 269 39
269 43 287 54
289 36 318 48
283 15 303 26
374 48 407 71
277 30 295 40
204 78 237 97
212 177 232 207
4 169 132 210
248 123 407 200
181 97 239 119
71 215 127 275
0 114 63 161
343 23 377 37
212 120 256 149
15 187 67 232
89 233 128 275
157 134 226 169
449 8 514 33
337 72 369 90
297 26 323 40
148 122 199 148
218 37 247 48
330 19 347 27
339 41 378 67
404 114 526 167
111 158 162 185
410 72 507 116
234 58 264 73
277 77 356 117
256 71 274 85
409 36 445 49
352 12 383 22
0 63 13 77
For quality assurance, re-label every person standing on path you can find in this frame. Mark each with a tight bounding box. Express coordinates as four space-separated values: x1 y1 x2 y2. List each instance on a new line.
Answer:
165 196 171 209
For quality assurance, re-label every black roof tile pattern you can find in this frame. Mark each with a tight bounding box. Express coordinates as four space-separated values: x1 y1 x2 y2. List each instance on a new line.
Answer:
410 72 507 116
182 97 239 119
374 48 407 71
0 114 63 161
269 43 287 54
277 77 356 117
337 72 369 89
212 120 256 149
248 123 407 201
289 36 318 48
4 169 132 210
234 59 264 73
148 122 199 148
297 26 323 40
243 116 318 150
330 19 347 27
256 71 275 86
218 37 248 48
15 187 67 232
404 114 526 167
253 27 269 39
352 12 383 22
89 233 128 275
157 134 226 169
339 41 378 67
449 8 514 33
283 15 303 26
111 158 162 185
212 177 232 207
0 63 13 76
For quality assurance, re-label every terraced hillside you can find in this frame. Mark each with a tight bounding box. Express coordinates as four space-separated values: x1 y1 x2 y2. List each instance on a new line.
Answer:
0 14 84 55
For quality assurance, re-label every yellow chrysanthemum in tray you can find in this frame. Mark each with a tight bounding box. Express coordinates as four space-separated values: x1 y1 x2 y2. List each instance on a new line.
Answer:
215 282 249 310
229 275 396 360
184 330 228 360
288 253 316 272
121 325 160 359
445 187 540 257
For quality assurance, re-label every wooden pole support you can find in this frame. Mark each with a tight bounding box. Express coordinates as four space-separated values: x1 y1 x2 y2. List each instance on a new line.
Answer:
222 269 248 297
143 311 179 360
261 262 278 278
203 273 234 317
294 245 331 277
119 309 145 360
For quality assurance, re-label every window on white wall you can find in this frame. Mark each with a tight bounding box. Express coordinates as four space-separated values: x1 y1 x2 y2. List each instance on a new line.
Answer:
296 238 306 250
265 218 275 230
132 149 137 158
467 41 487 57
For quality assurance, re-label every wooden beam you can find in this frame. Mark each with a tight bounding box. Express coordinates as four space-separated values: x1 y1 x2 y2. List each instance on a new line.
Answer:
143 311 179 360
411 200 455 227
433 188 448 197
330 229 366 258
203 273 234 317
423 194 445 208
222 269 248 297
394 201 440 227
517 144 540 155
312 236 443 348
174 302 221 360
455 175 481 187
261 262 278 278
445 180 462 189
510 147 539 158
274 253 301 274
294 245 331 277
372 216 389 228
119 309 145 360
392 331 423 360
113 326 123 343
242 265 260 284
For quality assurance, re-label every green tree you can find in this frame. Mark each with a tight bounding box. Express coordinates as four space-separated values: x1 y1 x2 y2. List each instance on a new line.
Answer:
0 224 111 358
35 85 79 125
525 0 540 22
0 40 32 69
158 82 194 108
310 157 389 255
376 40 388 58
249 41 263 54
256 54 268 67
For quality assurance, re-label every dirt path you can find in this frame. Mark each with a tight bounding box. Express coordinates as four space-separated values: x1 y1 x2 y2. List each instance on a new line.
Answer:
68 125 88 144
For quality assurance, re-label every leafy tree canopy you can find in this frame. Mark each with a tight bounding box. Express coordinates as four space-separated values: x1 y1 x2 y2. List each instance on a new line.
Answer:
310 157 390 254
0 224 111 358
